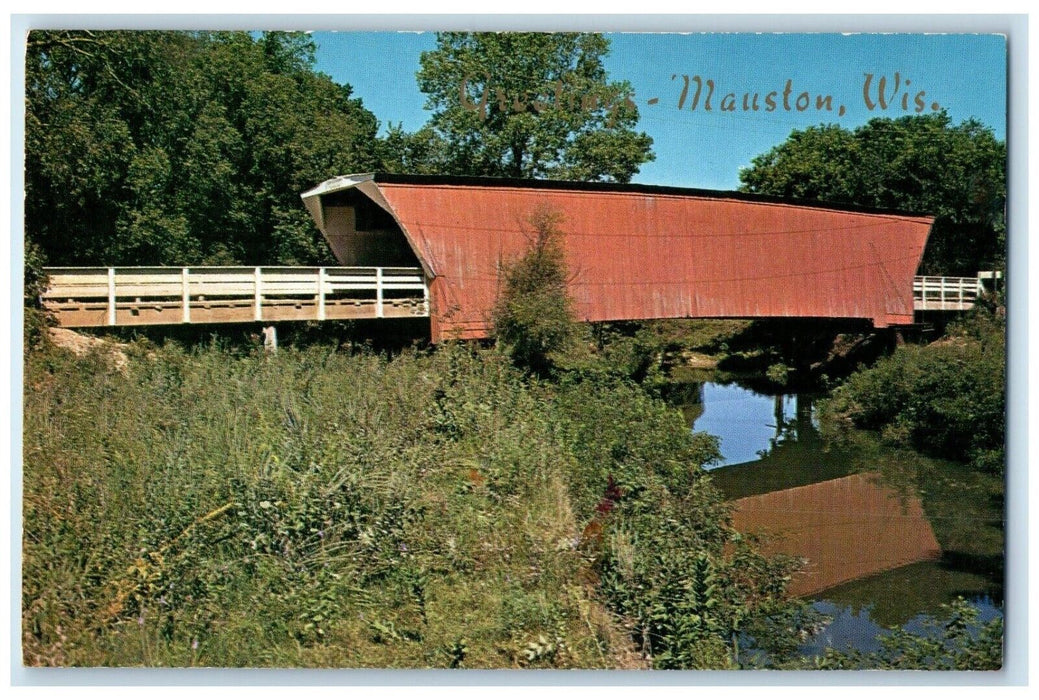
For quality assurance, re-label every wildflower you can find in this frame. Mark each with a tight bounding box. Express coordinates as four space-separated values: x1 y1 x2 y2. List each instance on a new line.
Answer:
192 639 199 650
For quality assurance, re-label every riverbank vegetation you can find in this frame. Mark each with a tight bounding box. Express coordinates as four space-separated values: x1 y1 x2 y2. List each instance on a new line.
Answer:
24 337 817 668
822 306 1006 474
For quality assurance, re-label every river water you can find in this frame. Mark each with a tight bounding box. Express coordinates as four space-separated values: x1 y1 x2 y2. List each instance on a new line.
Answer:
678 377 1004 657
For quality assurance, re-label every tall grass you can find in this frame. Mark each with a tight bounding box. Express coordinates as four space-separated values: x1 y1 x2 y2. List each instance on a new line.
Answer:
23 338 795 668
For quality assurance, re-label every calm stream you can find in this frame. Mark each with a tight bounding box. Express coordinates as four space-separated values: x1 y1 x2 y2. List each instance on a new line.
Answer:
676 376 1004 657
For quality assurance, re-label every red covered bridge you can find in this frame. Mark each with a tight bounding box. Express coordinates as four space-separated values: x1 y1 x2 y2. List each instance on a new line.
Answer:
44 173 948 339
300 173 934 343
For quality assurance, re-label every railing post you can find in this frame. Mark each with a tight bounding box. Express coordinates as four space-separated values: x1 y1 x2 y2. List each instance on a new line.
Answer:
182 268 191 323
317 267 327 321
940 276 946 309
107 268 116 326
375 267 384 318
423 274 430 315
254 267 262 321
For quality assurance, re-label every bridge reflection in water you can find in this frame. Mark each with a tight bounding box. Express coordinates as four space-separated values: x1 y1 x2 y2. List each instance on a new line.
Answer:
689 384 943 598
730 473 941 597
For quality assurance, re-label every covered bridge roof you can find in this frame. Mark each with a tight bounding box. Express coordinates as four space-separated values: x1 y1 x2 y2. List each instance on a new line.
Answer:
302 173 933 342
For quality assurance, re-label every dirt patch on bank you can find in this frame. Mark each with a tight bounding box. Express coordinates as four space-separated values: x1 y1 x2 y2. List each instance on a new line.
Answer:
47 328 130 372
675 350 719 370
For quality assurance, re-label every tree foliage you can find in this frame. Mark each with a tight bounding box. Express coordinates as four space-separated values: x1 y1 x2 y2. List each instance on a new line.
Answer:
491 206 578 375
738 113 1006 275
25 30 380 267
384 32 653 182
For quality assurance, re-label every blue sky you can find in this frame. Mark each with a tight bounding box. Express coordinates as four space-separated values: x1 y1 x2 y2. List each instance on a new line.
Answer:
312 31 1006 190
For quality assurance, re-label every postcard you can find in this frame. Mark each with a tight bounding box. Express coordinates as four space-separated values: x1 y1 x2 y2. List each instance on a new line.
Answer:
18 23 1011 678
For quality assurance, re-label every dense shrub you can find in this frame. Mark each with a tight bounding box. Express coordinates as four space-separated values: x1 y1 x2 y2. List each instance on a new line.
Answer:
823 311 1005 473
22 239 52 351
491 207 578 376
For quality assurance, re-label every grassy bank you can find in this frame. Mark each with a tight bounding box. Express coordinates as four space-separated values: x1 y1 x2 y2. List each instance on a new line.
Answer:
23 338 802 668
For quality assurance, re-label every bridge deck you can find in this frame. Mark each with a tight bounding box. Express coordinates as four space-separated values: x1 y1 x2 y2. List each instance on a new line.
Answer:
41 266 430 328
40 267 987 329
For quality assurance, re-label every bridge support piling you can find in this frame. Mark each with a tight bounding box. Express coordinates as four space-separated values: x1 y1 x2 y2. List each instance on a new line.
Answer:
375 267 384 319
262 325 277 354
317 267 327 321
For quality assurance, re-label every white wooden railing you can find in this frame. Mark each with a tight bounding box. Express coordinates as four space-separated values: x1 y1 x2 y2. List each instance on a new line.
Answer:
41 266 429 327
912 275 983 311
40 266 998 329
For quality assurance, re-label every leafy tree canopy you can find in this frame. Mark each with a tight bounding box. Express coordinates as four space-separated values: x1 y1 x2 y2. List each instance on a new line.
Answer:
26 30 380 267
738 113 1006 276
381 32 654 183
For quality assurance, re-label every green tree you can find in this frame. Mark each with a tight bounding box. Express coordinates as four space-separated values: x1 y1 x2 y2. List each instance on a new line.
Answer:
25 30 379 268
377 123 448 175
491 206 578 375
738 114 1006 276
395 32 653 182
23 239 51 350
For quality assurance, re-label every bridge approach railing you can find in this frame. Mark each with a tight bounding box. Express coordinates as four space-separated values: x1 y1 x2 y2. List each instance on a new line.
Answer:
41 266 429 327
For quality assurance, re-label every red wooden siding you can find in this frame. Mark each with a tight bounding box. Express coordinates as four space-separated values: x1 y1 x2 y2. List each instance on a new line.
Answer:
374 181 932 342
302 175 933 343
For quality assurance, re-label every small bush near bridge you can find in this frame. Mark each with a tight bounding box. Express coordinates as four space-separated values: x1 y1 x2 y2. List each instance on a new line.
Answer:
491 206 578 377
